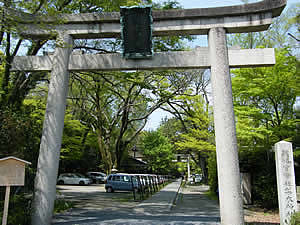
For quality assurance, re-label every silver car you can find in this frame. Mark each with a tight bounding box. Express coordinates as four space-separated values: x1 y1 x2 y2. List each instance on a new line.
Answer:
57 173 92 185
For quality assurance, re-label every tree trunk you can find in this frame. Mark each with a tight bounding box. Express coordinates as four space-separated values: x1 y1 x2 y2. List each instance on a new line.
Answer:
97 129 113 174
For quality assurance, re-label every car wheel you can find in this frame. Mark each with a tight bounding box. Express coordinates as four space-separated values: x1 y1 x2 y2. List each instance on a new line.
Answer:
79 181 85 185
58 180 64 185
106 187 113 193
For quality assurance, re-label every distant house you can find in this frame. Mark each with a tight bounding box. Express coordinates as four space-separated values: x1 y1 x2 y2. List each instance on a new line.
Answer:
120 157 148 173
121 146 148 173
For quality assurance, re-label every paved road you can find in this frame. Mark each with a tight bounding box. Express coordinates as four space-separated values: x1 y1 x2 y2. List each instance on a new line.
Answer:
171 185 220 224
52 183 220 225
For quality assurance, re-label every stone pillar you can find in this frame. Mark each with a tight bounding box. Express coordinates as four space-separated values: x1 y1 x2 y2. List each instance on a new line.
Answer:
275 141 298 225
208 27 244 225
32 33 73 225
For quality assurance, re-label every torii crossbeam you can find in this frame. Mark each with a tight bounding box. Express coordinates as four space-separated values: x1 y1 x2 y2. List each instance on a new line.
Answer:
10 1 286 225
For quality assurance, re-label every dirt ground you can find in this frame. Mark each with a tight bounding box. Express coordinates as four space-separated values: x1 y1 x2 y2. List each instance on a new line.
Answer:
244 207 280 225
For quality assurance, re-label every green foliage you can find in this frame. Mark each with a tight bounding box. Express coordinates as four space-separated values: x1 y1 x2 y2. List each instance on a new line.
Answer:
0 51 4 99
239 147 278 209
0 193 73 225
252 173 278 209
228 4 298 207
0 99 44 189
0 103 42 162
0 193 31 225
290 211 300 225
232 49 297 143
207 151 218 194
170 95 214 182
175 97 214 152
232 49 297 208
231 48 297 208
61 112 88 161
141 130 175 174
54 199 74 213
58 111 102 173
228 5 300 51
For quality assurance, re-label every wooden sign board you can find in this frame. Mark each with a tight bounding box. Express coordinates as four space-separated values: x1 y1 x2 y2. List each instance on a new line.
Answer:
0 157 31 186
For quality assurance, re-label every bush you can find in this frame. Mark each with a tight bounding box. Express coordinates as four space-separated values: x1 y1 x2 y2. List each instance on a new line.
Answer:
54 198 74 213
245 148 278 209
0 193 32 225
289 211 300 225
0 192 74 225
252 173 278 209
207 151 218 194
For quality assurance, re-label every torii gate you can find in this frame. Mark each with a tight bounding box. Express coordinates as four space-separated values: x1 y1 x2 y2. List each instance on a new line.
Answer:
11 1 286 224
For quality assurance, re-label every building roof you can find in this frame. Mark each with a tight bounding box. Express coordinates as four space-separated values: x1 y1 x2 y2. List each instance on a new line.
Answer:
0 156 32 165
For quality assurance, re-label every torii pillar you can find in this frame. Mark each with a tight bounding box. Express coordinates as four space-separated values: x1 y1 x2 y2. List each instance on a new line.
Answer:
10 1 287 225
209 27 243 224
31 33 73 225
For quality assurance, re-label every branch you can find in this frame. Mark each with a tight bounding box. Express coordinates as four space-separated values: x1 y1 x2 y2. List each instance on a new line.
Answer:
74 46 117 53
12 38 23 57
288 33 300 42
165 101 188 132
128 120 147 143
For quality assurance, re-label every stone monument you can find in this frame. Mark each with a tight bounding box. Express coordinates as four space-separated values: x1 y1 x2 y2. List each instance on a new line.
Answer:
275 141 298 225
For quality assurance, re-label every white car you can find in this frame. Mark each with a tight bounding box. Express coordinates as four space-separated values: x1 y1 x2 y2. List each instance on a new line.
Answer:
194 174 202 183
57 173 92 185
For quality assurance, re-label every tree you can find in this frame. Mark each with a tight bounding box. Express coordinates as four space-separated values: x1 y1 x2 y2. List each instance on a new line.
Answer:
173 95 215 183
68 68 195 173
227 3 300 53
59 111 102 173
232 49 297 146
0 0 146 109
141 130 175 174
230 49 297 208
157 69 213 182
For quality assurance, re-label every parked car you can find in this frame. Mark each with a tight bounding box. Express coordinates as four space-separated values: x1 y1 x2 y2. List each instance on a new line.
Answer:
194 174 202 183
57 173 92 185
86 172 107 184
105 174 141 193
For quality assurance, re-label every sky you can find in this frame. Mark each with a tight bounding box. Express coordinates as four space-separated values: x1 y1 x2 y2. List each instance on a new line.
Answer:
143 0 298 130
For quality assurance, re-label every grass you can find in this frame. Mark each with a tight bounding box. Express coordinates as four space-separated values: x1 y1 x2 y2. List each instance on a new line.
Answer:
112 194 134 202
54 199 74 213
204 190 219 201
290 211 300 225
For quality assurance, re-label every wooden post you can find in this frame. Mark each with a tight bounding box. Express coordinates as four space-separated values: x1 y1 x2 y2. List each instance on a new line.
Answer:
2 186 11 225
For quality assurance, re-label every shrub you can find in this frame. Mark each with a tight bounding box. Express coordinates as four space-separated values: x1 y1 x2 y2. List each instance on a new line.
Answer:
290 211 300 225
207 151 218 194
0 193 32 225
54 198 74 213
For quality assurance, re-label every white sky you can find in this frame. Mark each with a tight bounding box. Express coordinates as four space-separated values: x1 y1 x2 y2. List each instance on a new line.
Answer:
144 0 297 131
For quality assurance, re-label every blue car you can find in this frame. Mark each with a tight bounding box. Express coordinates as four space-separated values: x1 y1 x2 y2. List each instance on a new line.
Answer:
105 174 141 193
